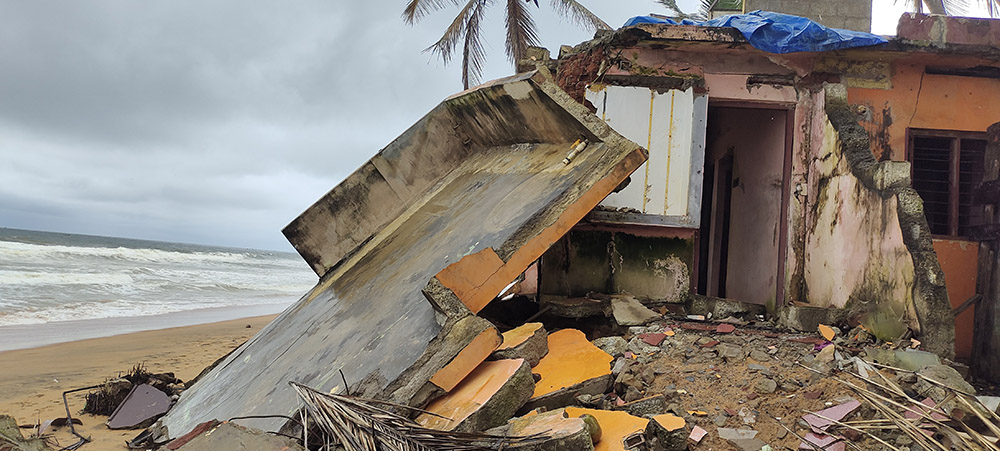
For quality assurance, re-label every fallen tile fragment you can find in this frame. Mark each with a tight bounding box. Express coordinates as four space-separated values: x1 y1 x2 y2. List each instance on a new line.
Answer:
902 397 948 421
522 329 613 411
715 324 736 334
687 410 708 417
565 407 649 451
487 408 595 451
106 384 171 430
802 399 860 433
416 359 534 432
689 425 708 443
803 390 822 400
611 297 659 326
799 432 844 450
700 340 720 348
492 322 548 367
817 324 836 341
640 333 667 346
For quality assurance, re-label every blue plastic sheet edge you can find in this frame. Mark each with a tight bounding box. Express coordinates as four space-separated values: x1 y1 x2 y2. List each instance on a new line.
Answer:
622 10 888 54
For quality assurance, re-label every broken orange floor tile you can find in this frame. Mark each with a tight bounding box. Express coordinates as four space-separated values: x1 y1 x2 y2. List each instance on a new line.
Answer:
528 329 613 405
565 407 649 451
416 359 533 432
492 322 548 367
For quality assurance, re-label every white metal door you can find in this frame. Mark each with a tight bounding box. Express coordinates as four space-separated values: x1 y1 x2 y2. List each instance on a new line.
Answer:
586 85 707 228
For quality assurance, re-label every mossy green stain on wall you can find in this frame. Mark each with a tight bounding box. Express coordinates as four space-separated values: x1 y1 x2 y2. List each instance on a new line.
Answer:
539 229 693 301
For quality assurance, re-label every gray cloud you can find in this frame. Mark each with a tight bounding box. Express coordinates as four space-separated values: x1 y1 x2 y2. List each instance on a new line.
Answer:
0 0 673 250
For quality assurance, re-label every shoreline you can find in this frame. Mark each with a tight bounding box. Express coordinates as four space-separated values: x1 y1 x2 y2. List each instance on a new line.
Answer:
0 302 291 352
0 314 277 449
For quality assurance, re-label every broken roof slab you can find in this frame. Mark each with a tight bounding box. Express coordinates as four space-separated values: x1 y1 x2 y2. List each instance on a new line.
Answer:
161 71 646 438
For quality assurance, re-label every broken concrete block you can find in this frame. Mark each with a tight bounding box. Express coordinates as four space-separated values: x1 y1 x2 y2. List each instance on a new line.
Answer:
160 71 646 437
592 336 629 356
169 421 304 450
565 407 649 451
611 296 659 326
617 394 666 417
488 408 595 451
521 329 613 412
646 413 687 451
864 347 940 371
492 323 548 367
542 296 608 318
416 359 534 433
0 415 47 451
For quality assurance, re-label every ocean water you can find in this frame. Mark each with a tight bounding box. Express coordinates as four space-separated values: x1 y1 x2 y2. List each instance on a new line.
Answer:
0 228 317 349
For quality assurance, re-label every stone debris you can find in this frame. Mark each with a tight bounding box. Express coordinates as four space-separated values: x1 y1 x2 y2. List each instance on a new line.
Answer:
0 415 48 451
610 296 661 326
167 421 304 450
486 408 596 451
492 322 549 367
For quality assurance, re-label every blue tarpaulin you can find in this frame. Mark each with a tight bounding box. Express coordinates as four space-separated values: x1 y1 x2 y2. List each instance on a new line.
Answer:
623 11 888 54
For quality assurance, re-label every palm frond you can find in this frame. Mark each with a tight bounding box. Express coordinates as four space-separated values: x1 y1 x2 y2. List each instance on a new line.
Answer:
505 0 541 65
425 0 479 65
404 0 466 24
549 0 611 30
657 0 692 18
462 0 488 89
290 382 550 451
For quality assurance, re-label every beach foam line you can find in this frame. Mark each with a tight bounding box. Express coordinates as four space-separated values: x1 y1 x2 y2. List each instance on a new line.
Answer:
0 302 289 352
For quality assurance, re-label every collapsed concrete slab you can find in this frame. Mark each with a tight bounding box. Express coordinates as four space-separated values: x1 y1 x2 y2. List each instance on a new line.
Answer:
522 329 614 411
415 359 533 432
492 322 548 366
168 422 304 450
487 408 596 451
160 70 646 438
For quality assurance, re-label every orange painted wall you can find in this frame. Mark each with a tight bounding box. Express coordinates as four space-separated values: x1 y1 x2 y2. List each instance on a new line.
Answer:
932 239 979 360
849 63 1000 161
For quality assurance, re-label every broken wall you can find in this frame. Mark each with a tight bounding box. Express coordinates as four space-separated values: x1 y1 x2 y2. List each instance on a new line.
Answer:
787 83 954 357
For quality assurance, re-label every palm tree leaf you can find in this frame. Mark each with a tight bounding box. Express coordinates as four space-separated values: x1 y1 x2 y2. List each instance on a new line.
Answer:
549 0 611 30
425 0 479 65
462 0 488 89
403 0 466 24
505 0 541 65
290 382 551 450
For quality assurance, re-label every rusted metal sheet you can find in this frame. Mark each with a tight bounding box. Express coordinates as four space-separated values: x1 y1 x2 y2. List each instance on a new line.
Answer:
106 384 170 430
160 71 646 437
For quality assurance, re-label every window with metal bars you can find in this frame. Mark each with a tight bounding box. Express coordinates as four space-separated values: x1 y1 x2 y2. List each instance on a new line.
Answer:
909 130 987 238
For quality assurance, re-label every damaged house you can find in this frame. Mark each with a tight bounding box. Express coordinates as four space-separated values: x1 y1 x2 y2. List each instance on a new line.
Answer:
534 12 1000 375
153 10 1000 450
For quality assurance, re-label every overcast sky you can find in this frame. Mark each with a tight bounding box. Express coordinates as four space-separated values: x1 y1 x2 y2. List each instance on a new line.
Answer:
0 1 988 251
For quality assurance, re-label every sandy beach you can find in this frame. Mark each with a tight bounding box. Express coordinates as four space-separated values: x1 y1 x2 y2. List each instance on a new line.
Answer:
0 314 276 449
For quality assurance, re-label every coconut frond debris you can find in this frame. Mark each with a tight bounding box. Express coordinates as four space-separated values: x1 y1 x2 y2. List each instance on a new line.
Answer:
290 382 550 451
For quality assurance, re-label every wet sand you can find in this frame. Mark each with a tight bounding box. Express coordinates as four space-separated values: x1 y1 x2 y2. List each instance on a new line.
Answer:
0 314 275 449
